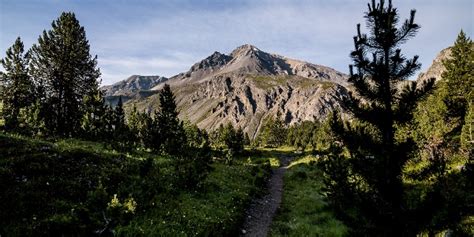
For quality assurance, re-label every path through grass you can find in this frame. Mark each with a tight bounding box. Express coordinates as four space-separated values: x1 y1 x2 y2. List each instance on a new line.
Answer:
270 155 348 237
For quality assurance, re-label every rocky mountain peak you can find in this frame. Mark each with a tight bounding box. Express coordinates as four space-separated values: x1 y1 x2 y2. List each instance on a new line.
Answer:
151 44 348 90
417 47 452 84
230 44 261 57
189 51 232 72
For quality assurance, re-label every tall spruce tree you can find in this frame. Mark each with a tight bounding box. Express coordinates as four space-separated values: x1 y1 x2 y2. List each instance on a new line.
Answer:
156 84 186 155
326 0 435 235
113 96 126 134
442 31 473 119
414 31 473 159
29 12 100 136
440 31 473 151
0 37 34 130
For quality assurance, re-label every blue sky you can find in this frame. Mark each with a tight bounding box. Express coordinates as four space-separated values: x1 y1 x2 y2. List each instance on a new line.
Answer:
1 0 472 85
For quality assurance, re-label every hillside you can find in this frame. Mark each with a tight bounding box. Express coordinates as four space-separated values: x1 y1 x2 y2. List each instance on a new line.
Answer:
123 45 349 138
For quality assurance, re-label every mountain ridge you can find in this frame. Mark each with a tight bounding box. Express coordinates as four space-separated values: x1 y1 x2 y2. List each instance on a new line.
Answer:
120 44 350 137
151 44 348 90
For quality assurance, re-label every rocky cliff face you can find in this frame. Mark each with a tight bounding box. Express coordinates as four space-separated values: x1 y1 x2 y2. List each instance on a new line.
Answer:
128 44 349 137
417 47 452 84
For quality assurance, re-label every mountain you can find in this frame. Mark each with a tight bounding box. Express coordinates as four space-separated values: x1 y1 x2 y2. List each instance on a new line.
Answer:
416 47 452 84
101 75 168 105
127 44 349 138
151 44 347 89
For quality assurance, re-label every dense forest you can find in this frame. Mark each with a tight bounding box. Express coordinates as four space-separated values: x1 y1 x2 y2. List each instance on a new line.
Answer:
0 1 472 236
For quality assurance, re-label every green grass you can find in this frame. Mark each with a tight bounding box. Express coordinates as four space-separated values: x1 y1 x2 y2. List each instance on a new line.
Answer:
244 146 295 168
0 132 273 236
117 162 270 236
250 75 287 90
270 155 348 237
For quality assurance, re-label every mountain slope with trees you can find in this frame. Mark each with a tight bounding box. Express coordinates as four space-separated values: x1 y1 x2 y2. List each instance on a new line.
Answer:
120 45 350 138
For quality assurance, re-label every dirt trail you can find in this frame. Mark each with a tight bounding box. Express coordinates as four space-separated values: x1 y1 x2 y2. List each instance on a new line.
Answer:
240 154 293 237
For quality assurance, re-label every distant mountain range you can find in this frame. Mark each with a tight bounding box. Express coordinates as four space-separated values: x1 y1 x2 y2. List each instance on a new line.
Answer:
102 44 449 138
101 75 168 105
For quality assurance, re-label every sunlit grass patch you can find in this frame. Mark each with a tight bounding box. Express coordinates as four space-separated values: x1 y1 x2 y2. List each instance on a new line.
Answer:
270 157 348 237
287 155 318 168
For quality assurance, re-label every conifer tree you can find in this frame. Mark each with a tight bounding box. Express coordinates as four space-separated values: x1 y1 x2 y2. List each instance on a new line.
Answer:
23 99 46 136
184 121 208 149
103 105 115 138
439 31 473 150
111 96 130 149
29 12 100 136
127 104 141 146
408 31 474 235
414 31 473 156
114 97 126 128
461 102 473 154
156 84 186 155
259 117 287 148
234 126 245 154
442 31 473 120
325 0 435 235
0 37 34 131
139 111 154 149
81 90 107 139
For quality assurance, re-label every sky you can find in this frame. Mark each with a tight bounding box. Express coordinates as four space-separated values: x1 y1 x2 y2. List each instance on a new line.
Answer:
1 0 472 85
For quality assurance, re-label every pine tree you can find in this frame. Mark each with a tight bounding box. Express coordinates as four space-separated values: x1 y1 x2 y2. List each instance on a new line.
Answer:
111 96 130 150
0 37 34 131
461 101 473 154
23 99 46 136
184 121 208 149
325 0 435 235
414 31 473 157
234 127 245 154
156 84 186 155
408 31 474 236
112 96 126 134
259 117 287 148
29 12 100 136
440 31 473 149
81 90 107 139
127 104 141 146
139 111 154 149
442 31 473 120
